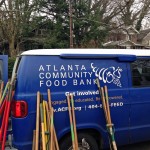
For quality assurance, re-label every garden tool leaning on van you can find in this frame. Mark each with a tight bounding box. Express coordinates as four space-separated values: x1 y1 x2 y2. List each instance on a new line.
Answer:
96 78 117 150
67 93 78 150
47 89 59 150
0 74 17 150
33 90 59 150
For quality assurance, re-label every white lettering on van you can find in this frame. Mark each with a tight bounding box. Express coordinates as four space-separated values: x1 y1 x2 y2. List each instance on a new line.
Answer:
40 80 44 87
46 65 51 71
61 72 67 78
80 80 85 85
54 80 60 86
39 73 44 79
65 92 76 96
62 80 67 86
73 79 97 86
60 65 65 71
38 63 123 88
81 65 86 70
68 65 73 70
73 79 78 85
75 65 79 70
40 80 67 87
53 72 59 78
39 65 44 71
46 80 52 87
88 72 93 77
54 65 58 71
45 72 51 79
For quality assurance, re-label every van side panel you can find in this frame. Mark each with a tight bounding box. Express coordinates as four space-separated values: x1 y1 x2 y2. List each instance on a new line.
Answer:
12 56 130 149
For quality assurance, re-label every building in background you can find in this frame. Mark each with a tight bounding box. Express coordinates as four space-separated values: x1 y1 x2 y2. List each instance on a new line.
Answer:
137 29 150 48
103 26 150 49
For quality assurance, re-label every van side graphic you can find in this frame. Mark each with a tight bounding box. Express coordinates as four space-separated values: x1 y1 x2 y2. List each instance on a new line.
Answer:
91 63 123 87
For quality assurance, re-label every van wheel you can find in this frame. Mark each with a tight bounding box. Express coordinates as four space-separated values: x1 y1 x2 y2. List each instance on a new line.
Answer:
60 133 99 150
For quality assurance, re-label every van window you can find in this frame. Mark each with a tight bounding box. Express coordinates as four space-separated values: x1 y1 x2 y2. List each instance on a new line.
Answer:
131 59 150 87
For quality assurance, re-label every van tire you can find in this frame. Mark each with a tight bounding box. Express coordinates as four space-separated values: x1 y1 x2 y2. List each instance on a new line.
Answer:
60 133 99 150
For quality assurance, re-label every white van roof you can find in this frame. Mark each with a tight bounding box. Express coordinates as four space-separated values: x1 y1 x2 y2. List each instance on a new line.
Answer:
21 49 150 57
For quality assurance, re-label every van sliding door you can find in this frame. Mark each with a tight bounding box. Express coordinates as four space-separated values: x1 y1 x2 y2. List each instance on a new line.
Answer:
129 58 150 143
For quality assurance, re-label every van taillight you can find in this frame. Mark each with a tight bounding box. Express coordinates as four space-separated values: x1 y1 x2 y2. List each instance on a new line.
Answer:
11 101 28 118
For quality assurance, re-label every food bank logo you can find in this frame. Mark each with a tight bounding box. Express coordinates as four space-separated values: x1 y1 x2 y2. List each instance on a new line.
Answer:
91 63 122 87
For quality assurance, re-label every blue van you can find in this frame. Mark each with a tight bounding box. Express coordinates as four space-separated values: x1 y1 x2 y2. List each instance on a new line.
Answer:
11 49 150 149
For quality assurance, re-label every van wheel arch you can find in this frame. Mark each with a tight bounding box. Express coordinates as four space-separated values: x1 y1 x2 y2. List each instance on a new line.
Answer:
59 129 103 150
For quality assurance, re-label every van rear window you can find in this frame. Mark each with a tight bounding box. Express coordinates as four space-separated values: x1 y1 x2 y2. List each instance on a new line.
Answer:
131 59 150 87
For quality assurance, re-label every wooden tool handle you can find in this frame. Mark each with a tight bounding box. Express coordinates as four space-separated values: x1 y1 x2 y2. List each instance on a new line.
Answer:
67 94 75 150
70 94 78 150
40 103 46 150
35 92 40 150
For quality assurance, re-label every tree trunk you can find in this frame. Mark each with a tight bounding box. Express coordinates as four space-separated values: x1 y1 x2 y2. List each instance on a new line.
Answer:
9 38 17 57
16 43 20 54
